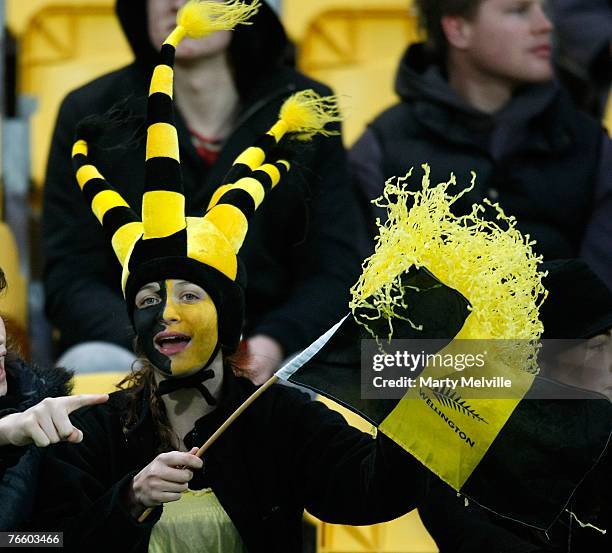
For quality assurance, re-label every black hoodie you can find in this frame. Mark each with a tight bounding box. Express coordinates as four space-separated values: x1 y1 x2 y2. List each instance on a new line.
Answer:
0 356 73 530
350 43 612 288
42 1 364 356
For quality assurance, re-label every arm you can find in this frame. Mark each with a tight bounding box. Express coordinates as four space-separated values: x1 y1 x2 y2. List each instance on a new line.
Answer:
288 397 428 525
42 93 134 350
348 127 388 244
418 479 545 553
580 133 612 289
31 407 161 550
251 131 367 357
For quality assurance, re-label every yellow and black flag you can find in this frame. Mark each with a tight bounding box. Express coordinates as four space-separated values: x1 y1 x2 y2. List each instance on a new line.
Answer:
276 166 612 530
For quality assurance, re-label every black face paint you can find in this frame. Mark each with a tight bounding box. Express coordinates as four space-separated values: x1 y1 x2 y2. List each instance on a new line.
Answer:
134 280 172 375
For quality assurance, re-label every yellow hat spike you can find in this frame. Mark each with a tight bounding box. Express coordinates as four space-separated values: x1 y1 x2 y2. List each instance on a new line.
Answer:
270 89 343 142
71 138 143 269
166 0 262 47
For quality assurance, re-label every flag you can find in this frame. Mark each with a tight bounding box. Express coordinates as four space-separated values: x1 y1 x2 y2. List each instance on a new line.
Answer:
275 167 612 530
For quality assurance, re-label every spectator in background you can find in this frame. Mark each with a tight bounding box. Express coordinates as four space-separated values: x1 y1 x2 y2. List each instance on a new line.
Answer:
350 0 612 288
0 266 108 530
43 0 363 379
419 258 612 552
549 0 612 118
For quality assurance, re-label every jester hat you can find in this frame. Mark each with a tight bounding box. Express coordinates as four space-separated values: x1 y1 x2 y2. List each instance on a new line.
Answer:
71 0 341 355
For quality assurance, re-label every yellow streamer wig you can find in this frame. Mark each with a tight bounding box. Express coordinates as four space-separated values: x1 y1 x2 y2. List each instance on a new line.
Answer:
278 90 343 141
177 0 261 39
350 164 547 373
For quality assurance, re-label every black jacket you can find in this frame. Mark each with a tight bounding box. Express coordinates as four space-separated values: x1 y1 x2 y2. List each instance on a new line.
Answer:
350 43 612 288
0 355 73 530
43 0 364 354
32 373 428 552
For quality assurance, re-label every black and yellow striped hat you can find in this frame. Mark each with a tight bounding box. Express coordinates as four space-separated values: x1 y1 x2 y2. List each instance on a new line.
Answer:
71 0 341 352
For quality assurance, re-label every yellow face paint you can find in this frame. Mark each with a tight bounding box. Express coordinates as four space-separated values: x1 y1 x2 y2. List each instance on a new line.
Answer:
134 279 219 377
163 280 219 376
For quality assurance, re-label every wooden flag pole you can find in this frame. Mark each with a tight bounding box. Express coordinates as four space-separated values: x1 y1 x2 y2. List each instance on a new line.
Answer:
137 374 279 523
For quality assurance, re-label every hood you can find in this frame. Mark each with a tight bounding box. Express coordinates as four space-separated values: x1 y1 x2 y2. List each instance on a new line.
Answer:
115 0 291 98
1 355 73 414
395 43 562 156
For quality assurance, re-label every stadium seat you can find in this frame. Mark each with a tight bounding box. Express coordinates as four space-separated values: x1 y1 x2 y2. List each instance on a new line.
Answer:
0 222 28 330
310 396 439 553
604 88 612 134
296 5 423 145
72 371 127 395
17 2 132 187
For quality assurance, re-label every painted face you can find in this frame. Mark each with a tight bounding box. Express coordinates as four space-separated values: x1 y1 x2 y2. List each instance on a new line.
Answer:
454 0 554 86
134 280 219 377
147 0 232 61
0 315 6 397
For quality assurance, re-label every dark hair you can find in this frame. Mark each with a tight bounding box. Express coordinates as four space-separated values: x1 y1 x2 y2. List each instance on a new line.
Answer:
118 361 178 454
415 0 483 57
118 348 248 454
0 267 6 294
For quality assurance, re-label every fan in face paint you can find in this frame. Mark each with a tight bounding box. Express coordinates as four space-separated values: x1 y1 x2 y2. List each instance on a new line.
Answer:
134 280 219 377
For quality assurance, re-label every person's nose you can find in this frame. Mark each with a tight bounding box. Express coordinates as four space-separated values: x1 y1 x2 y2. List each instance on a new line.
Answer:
161 300 181 325
532 4 553 34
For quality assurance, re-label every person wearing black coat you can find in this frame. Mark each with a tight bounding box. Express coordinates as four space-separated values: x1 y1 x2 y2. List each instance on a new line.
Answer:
31 367 427 552
350 0 612 289
42 0 364 378
418 259 612 552
31 11 431 547
0 267 107 530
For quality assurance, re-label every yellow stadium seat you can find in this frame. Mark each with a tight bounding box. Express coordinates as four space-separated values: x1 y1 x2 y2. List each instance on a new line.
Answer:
0 222 28 329
604 88 612 135
297 6 423 146
72 371 127 395
310 396 439 553
284 0 414 43
17 3 132 187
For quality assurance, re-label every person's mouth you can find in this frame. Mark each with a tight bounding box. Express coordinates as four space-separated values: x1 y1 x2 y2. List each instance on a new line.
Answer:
154 332 191 356
0 350 6 379
530 44 551 58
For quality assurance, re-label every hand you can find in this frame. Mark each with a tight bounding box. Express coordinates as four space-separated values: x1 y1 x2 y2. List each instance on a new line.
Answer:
239 335 283 385
0 394 109 448
128 447 203 518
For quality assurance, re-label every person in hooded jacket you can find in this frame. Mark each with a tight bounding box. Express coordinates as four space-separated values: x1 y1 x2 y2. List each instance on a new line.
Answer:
43 0 364 380
418 258 612 553
350 0 612 288
0 267 108 530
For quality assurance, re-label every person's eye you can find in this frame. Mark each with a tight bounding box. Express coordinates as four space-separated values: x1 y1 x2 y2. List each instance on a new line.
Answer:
138 296 161 308
181 292 201 302
507 2 529 14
